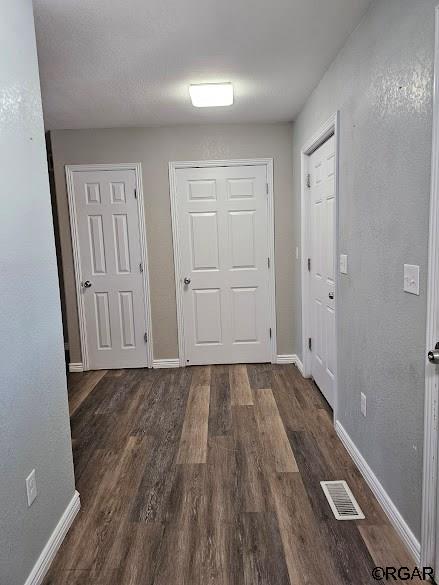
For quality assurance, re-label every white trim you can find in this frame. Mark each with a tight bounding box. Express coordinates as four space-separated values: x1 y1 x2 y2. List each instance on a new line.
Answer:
336 422 420 563
135 165 154 369
266 160 277 364
168 158 277 367
65 163 153 371
422 4 439 569
68 362 83 373
156 356 305 371
24 491 80 585
168 162 185 368
294 356 305 376
153 358 180 369
276 354 305 375
300 112 340 422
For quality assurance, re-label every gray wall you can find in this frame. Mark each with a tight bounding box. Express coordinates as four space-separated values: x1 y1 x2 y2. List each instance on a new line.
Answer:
50 123 296 361
292 0 435 539
0 2 76 584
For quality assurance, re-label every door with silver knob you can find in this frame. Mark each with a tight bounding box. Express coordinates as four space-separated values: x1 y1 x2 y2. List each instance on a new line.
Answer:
309 135 336 408
175 164 272 365
69 167 149 370
428 342 439 364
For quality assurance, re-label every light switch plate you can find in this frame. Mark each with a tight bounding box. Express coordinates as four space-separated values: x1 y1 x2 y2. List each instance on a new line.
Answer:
360 392 367 417
403 264 420 295
26 469 37 507
340 254 348 274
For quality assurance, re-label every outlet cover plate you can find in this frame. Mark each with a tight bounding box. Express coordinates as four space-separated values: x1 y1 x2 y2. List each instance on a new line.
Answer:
340 254 348 274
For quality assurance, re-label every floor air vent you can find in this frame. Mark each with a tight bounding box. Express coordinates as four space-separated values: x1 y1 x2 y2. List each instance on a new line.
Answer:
320 480 365 520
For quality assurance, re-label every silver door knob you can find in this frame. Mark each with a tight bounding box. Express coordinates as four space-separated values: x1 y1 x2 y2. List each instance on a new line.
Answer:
428 342 439 363
329 292 334 300
83 280 92 288
183 277 191 285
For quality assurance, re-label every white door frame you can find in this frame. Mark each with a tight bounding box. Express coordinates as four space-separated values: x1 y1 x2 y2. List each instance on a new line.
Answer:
169 158 277 367
65 163 154 370
422 5 439 569
300 111 340 420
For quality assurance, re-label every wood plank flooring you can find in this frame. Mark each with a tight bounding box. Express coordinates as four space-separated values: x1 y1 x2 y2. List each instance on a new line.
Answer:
44 364 422 585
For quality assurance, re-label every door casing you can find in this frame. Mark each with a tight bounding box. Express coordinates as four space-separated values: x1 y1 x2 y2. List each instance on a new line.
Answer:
300 112 340 422
169 158 277 367
65 163 153 370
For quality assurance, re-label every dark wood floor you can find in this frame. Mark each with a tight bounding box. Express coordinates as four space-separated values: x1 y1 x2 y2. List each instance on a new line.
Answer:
44 364 421 584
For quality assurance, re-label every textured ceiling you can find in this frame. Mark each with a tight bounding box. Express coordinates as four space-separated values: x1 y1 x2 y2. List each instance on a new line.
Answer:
33 0 373 129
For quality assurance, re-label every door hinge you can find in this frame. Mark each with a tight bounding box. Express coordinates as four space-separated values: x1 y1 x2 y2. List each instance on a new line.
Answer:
269 327 272 339
134 188 137 199
139 262 143 273
306 173 311 188
144 332 148 343
266 183 269 195
307 258 311 272
308 337 312 351
267 257 270 269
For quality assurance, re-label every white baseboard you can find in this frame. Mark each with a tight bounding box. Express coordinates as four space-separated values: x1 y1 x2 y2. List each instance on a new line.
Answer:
294 356 305 376
276 354 305 376
72 358 305 372
68 363 83 373
25 490 81 585
153 358 180 369
335 421 420 563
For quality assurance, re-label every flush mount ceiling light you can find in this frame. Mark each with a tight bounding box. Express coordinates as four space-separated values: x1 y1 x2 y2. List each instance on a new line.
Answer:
189 83 234 107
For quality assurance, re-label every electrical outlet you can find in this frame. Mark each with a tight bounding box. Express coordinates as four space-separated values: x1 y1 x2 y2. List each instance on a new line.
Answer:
360 393 367 417
26 469 37 507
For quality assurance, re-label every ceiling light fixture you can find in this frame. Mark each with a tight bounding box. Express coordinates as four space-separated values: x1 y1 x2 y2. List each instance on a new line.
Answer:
189 83 234 107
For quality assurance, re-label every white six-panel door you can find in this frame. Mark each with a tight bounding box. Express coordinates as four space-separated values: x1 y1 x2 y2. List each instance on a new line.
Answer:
174 164 272 365
69 168 148 370
309 136 336 406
